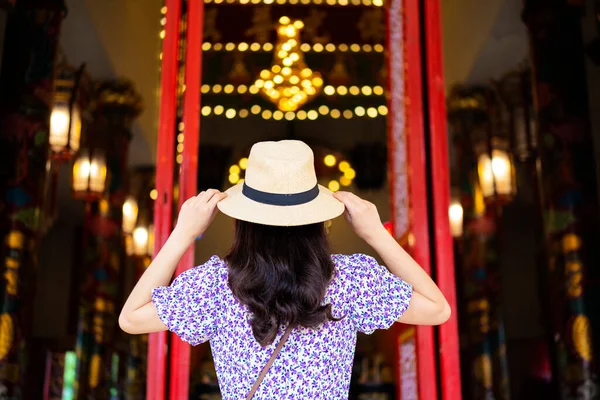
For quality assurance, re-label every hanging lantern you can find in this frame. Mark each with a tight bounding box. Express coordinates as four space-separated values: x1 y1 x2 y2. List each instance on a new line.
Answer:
476 139 516 201
50 65 86 161
72 148 108 201
132 224 154 257
122 196 139 235
448 197 464 238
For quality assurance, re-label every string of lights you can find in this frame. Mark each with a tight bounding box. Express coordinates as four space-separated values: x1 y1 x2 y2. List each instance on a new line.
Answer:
201 104 388 120
201 42 384 53
205 0 384 6
200 84 385 96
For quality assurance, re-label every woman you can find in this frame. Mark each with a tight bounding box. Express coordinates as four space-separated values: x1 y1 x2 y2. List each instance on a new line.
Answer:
119 140 450 399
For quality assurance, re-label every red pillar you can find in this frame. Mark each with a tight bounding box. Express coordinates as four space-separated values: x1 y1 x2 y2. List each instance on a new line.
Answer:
423 0 462 398
388 0 437 397
168 0 204 398
147 0 181 398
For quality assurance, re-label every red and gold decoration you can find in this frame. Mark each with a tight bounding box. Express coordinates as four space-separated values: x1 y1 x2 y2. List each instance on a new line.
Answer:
523 0 600 394
0 2 65 396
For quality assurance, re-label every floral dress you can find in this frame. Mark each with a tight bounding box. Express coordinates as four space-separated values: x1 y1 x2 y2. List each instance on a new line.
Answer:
152 253 413 400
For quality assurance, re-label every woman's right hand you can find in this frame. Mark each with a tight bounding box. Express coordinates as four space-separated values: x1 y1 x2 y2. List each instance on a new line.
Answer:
174 189 227 241
333 191 386 242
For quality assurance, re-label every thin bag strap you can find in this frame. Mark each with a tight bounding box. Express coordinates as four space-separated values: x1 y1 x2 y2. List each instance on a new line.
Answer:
246 324 295 400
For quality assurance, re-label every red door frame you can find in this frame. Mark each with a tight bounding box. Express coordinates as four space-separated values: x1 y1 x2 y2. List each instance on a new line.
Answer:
147 0 181 398
149 0 460 397
169 0 205 398
388 0 438 397
424 0 462 397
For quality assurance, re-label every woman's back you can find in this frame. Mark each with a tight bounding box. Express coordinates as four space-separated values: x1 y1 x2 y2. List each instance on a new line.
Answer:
152 254 412 400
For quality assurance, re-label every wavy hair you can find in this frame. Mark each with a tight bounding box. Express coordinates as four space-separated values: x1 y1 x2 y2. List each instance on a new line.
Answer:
225 220 338 346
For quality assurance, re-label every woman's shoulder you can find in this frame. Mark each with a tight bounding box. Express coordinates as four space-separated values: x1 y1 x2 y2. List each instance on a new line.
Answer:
178 255 228 283
330 253 380 282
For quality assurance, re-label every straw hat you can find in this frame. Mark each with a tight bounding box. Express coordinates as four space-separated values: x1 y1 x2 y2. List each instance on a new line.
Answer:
218 140 345 226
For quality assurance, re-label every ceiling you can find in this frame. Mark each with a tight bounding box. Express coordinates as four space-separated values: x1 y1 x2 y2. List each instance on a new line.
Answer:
59 0 528 166
61 0 162 166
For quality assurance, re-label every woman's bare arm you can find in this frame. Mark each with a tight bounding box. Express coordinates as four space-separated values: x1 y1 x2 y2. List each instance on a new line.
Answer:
333 191 451 326
118 189 227 334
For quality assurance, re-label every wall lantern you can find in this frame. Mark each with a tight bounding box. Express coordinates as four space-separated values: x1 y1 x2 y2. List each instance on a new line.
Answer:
476 138 516 201
448 196 464 238
50 64 86 161
133 224 154 257
72 148 108 201
122 196 139 235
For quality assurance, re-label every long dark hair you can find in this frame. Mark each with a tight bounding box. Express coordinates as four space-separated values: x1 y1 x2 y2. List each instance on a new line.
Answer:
225 220 338 346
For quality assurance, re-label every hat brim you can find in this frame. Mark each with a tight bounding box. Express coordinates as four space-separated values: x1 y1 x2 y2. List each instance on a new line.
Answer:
217 182 345 227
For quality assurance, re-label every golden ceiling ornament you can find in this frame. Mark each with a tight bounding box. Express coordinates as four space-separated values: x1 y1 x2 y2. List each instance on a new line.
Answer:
95 79 144 117
255 17 323 112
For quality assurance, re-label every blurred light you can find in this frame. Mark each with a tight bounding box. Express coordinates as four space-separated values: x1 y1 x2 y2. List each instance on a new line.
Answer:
150 189 158 200
328 180 340 192
324 86 335 95
177 143 184 153
225 109 236 119
201 106 212 116
355 107 366 117
319 105 330 115
344 168 356 180
239 109 249 118
213 84 222 93
367 107 378 118
343 110 353 119
230 165 241 175
262 110 273 119
374 44 384 52
340 176 352 186
349 86 360 95
449 200 464 238
324 154 337 167
378 105 388 115
238 42 249 51
122 197 138 235
339 161 350 172
251 105 262 114
229 173 240 184
337 86 348 95
362 86 373 96
214 105 224 115
307 110 318 120
374 86 384 95
331 109 341 119
239 158 249 169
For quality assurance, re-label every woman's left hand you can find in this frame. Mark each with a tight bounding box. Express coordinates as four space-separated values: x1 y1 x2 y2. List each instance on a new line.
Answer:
174 189 227 241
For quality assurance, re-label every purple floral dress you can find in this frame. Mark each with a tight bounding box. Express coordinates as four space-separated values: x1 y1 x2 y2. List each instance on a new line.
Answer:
152 253 413 399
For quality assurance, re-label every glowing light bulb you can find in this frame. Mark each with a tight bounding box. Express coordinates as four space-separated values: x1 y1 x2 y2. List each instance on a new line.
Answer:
324 154 337 167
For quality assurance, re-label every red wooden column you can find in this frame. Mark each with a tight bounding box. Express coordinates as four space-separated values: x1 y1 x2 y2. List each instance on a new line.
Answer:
423 0 462 397
147 0 181 399
387 0 437 398
169 0 204 398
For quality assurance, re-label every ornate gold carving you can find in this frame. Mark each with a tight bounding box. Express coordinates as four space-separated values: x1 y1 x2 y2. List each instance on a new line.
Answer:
474 354 493 389
572 315 592 362
245 7 273 43
0 314 14 361
357 9 385 42
5 231 24 249
4 269 17 295
204 8 222 42
303 9 330 44
562 233 581 253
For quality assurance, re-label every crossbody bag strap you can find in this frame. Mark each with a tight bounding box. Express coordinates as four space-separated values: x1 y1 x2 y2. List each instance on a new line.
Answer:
246 324 295 400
